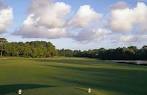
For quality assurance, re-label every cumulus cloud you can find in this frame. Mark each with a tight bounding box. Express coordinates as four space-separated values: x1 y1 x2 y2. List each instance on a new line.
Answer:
15 15 68 39
119 35 138 43
0 0 13 33
111 1 128 9
14 0 103 42
14 0 147 44
29 0 71 28
110 8 134 32
110 2 147 32
112 34 147 47
69 5 102 28
14 0 71 39
72 28 111 42
134 2 147 32
15 14 68 38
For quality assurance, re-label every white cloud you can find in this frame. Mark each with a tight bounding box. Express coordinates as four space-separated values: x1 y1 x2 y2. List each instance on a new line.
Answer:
111 34 147 47
73 28 111 42
134 2 147 32
110 8 134 32
119 35 138 43
69 5 102 28
0 1 13 33
14 1 147 45
35 2 71 28
14 0 104 42
111 1 128 9
14 0 71 39
15 14 68 39
110 2 147 32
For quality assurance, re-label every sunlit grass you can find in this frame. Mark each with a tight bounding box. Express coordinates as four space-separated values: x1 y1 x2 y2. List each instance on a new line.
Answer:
0 57 147 95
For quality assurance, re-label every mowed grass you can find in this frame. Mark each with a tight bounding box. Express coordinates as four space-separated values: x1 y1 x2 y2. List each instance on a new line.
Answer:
0 57 147 95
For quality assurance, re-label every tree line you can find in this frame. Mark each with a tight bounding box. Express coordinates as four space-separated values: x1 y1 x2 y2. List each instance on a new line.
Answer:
58 46 147 60
0 38 147 60
0 38 57 57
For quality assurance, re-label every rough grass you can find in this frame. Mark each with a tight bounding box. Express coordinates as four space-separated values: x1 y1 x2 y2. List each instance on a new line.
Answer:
0 57 147 95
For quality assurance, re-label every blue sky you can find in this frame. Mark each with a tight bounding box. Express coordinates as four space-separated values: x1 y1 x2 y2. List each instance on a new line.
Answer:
0 0 147 50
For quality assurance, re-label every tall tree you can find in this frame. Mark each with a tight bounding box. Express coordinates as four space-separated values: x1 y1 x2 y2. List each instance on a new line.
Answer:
0 38 7 56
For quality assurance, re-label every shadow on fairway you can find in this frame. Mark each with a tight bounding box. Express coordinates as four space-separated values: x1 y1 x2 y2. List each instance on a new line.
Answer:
47 65 147 95
0 84 55 95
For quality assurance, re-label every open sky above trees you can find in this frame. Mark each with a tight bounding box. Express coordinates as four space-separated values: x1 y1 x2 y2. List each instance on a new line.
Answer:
0 0 147 50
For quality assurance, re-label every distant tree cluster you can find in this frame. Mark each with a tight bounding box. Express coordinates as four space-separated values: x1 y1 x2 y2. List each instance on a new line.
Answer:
0 38 57 57
1 38 147 60
58 46 147 60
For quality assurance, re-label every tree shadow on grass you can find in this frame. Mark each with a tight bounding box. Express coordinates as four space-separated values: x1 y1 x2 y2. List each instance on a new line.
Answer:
54 76 143 95
0 84 55 95
47 65 147 95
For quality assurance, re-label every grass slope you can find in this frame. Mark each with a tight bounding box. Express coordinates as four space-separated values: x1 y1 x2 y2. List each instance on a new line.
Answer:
0 57 147 95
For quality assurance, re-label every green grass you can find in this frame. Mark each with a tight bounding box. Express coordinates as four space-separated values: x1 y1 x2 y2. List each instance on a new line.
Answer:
0 57 147 95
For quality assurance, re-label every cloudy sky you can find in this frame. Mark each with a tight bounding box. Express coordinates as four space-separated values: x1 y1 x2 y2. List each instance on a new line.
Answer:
0 0 147 50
